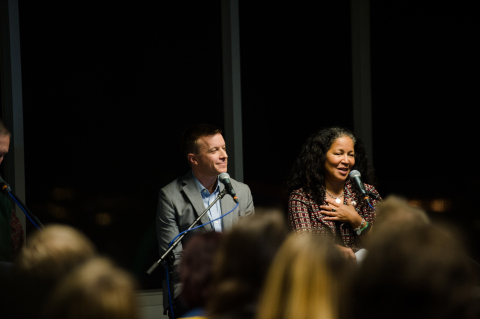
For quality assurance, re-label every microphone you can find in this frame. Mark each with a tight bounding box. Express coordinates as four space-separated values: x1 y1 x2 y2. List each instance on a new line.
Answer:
0 175 12 193
219 173 239 203
349 170 370 202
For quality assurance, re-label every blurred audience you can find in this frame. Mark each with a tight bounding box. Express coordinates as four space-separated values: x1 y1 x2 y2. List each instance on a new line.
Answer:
41 257 140 319
352 223 477 319
206 210 289 319
178 232 224 318
2 202 477 319
257 233 352 319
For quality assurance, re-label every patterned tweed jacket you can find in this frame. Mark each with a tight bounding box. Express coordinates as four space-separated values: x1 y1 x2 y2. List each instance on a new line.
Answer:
288 180 381 251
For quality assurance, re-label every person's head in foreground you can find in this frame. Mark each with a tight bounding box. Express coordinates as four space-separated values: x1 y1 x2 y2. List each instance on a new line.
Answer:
15 224 96 283
257 233 352 319
13 224 97 318
352 224 477 319
207 210 289 319
41 257 140 319
364 194 430 249
179 231 224 311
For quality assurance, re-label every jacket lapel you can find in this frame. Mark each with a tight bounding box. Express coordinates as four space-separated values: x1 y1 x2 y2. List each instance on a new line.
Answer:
220 181 237 231
181 171 213 231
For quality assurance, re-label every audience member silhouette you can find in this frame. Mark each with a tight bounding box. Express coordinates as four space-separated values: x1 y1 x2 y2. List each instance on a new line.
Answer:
178 232 224 318
207 210 289 319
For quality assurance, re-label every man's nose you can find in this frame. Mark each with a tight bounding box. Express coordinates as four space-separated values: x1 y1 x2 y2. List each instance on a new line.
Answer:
220 149 228 158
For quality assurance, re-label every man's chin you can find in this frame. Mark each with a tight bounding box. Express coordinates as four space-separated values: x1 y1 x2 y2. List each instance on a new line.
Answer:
216 167 228 175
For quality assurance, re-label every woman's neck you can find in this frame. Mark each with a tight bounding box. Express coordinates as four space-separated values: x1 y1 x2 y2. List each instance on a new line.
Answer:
324 179 345 197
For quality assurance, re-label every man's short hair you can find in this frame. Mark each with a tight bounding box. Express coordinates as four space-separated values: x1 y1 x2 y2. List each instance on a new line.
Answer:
0 119 11 136
181 124 223 157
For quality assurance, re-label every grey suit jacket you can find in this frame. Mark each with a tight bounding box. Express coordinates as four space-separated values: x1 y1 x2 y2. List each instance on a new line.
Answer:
156 171 254 305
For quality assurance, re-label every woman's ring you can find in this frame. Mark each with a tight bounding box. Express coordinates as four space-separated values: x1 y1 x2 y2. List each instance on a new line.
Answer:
331 208 336 212
351 201 357 207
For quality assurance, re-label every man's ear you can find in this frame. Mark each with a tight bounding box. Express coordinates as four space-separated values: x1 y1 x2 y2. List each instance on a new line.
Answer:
187 153 197 166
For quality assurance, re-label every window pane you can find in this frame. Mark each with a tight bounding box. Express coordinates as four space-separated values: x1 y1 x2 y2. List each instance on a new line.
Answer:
20 2 223 288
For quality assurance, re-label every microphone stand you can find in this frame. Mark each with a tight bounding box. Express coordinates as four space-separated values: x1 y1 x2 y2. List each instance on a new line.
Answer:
1 179 44 229
147 188 227 275
367 191 381 201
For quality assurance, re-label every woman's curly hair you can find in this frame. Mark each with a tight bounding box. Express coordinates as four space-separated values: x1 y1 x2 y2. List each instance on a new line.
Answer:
287 127 376 204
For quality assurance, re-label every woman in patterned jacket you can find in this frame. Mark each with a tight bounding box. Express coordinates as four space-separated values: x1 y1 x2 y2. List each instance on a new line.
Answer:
287 126 381 260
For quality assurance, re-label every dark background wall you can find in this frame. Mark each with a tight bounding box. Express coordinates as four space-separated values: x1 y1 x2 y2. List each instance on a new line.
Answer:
6 1 479 288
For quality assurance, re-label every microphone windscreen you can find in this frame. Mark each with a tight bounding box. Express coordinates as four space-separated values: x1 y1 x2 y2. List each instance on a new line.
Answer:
349 170 361 179
219 173 230 182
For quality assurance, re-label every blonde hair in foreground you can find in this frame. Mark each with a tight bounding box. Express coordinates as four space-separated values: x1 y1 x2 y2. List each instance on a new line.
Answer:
257 234 347 319
41 257 139 319
15 224 96 281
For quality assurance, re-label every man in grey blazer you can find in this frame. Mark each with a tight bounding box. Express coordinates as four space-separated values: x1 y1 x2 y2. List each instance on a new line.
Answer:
156 123 254 317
